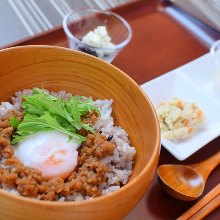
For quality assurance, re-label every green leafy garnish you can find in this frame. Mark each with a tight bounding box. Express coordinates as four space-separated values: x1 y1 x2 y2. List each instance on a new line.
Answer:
9 117 21 129
10 88 100 144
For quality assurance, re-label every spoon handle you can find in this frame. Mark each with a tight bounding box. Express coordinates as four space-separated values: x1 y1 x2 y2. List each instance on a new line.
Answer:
191 151 220 181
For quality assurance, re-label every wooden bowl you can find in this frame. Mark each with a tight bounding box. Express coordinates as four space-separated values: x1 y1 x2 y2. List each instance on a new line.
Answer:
0 46 160 220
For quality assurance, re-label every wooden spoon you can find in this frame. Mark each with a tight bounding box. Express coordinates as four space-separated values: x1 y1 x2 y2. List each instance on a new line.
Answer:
157 151 220 201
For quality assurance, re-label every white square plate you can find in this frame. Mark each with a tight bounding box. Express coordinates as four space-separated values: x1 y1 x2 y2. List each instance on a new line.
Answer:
141 53 220 160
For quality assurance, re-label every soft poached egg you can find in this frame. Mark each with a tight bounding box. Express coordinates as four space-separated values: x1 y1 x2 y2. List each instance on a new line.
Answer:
14 131 79 179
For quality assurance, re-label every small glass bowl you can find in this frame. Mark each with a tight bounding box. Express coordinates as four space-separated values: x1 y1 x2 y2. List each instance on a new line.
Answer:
210 40 220 94
63 9 132 63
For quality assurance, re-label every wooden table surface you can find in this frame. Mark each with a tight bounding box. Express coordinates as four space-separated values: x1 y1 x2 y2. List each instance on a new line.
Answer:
5 0 220 219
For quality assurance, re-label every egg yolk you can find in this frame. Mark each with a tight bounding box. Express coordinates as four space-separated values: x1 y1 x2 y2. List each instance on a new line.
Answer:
14 131 79 179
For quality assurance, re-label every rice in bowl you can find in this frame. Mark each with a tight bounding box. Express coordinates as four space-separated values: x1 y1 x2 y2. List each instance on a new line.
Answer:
0 89 136 201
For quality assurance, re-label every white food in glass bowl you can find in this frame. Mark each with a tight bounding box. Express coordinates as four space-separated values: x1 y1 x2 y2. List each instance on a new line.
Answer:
81 26 114 49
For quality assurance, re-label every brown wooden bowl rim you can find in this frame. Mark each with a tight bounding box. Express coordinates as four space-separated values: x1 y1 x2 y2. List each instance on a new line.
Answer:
0 45 161 207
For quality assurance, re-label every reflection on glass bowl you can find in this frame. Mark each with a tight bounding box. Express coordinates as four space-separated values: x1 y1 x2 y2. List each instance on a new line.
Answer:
210 40 220 95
